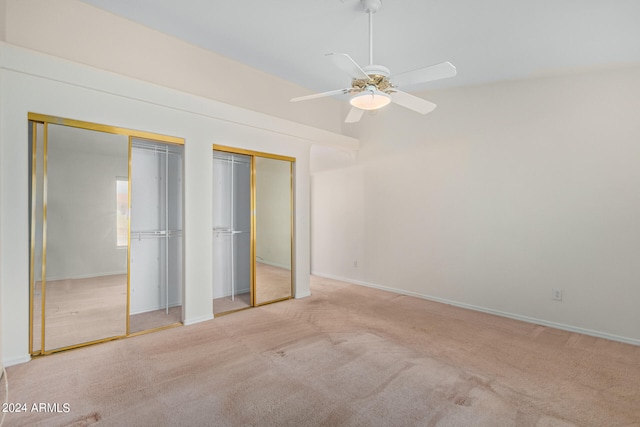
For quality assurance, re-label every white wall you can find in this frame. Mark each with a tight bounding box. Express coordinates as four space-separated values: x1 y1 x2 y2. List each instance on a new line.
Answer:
313 65 640 345
0 42 355 366
1 0 344 134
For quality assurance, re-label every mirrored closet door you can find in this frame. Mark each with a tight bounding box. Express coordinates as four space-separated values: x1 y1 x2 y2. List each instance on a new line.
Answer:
254 156 293 305
212 146 294 316
31 123 129 353
29 114 184 355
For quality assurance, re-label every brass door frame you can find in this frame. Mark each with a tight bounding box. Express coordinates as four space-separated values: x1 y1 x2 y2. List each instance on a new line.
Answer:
28 113 185 356
212 144 295 310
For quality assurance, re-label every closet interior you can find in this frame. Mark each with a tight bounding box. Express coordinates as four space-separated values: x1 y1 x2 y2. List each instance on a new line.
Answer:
129 138 184 333
212 151 252 313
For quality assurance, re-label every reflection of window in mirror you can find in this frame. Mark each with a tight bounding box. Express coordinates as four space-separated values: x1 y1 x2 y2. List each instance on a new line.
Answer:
116 177 128 247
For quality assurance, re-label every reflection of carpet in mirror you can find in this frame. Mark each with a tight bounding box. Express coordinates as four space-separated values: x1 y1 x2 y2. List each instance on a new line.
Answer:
212 262 292 315
33 275 127 352
33 274 182 352
255 262 292 305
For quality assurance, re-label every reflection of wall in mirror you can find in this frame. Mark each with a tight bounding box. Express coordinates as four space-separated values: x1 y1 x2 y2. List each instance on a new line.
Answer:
256 158 291 270
44 133 128 281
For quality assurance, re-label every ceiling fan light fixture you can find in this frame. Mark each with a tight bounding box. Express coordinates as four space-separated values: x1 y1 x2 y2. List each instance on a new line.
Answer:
349 87 391 111
290 0 456 123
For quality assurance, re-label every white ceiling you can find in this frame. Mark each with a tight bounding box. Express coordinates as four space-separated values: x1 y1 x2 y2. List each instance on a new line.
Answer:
79 0 640 95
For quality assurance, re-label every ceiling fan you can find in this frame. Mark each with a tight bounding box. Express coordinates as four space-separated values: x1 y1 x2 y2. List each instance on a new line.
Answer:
291 0 456 123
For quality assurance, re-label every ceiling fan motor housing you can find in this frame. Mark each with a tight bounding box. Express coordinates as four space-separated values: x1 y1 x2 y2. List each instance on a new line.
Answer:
352 64 393 93
363 64 390 77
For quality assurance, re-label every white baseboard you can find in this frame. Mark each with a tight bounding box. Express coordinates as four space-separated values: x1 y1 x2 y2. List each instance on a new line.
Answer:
130 301 182 316
183 314 214 325
3 354 32 367
212 287 251 300
257 260 291 270
312 271 640 347
40 271 127 282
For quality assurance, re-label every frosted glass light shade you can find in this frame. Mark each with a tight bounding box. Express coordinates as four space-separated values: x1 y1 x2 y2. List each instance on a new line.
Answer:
349 88 391 111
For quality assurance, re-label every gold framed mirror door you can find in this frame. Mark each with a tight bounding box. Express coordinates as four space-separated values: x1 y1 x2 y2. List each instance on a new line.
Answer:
29 121 129 354
29 114 184 356
254 156 294 306
212 146 294 315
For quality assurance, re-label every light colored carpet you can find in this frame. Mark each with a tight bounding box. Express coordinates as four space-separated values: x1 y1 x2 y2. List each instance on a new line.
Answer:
5 275 640 426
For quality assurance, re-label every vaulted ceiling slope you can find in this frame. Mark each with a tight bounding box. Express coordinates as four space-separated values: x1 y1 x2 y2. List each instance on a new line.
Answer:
80 0 640 96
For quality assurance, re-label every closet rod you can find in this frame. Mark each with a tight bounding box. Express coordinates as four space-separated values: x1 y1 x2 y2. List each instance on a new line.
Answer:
130 230 182 240
212 228 247 234
213 155 250 165
132 144 182 155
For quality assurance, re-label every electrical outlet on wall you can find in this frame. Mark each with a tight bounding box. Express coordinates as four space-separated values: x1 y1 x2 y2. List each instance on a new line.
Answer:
552 288 563 301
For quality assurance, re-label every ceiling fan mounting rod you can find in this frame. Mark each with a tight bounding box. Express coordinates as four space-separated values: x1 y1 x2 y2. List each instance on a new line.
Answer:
368 8 373 65
361 0 381 66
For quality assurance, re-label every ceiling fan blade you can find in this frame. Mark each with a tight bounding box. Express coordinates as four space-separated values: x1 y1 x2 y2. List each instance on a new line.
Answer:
392 61 457 88
326 53 371 81
391 90 437 114
344 107 365 123
291 88 351 102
